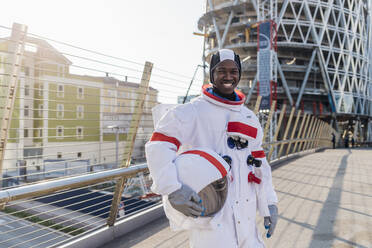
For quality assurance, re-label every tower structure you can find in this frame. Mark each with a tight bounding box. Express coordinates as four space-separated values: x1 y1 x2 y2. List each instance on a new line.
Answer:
199 0 372 141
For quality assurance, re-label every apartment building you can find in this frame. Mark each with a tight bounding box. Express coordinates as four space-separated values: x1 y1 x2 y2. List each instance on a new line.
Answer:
0 35 157 175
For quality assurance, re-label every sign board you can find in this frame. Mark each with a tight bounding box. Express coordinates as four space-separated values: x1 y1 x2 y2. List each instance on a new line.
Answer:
258 21 273 110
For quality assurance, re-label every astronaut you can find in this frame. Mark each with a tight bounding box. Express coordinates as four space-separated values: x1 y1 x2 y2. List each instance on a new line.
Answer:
145 49 278 247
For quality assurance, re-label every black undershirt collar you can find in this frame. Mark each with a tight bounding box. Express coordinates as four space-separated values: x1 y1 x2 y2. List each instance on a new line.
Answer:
212 86 237 101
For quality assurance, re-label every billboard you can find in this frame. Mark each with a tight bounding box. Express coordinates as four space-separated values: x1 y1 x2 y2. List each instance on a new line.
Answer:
257 21 274 110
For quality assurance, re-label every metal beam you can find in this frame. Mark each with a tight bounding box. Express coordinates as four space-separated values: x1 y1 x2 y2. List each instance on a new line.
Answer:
316 48 337 113
295 49 317 109
245 74 258 105
220 0 239 48
275 54 294 106
207 0 222 48
250 0 259 18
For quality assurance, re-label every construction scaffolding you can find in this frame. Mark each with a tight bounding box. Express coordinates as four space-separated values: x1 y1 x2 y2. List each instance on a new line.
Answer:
199 0 372 143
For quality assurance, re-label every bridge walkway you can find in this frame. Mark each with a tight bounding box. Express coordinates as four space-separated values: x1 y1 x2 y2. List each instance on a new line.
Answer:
103 148 372 248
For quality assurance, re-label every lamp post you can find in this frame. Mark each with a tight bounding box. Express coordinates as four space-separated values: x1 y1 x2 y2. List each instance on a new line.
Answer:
183 64 206 104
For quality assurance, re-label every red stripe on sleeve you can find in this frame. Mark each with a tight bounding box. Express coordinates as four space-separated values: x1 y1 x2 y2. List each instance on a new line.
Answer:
150 132 181 151
227 122 258 139
252 150 266 158
182 150 227 178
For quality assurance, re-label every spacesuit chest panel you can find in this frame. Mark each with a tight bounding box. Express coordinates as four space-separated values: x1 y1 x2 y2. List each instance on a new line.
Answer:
191 101 231 150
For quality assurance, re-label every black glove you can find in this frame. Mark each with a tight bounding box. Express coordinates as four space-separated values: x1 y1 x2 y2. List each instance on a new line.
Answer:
168 184 204 218
264 205 278 238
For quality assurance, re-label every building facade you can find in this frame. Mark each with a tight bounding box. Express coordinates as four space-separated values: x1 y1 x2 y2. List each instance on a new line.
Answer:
0 35 157 176
198 0 372 141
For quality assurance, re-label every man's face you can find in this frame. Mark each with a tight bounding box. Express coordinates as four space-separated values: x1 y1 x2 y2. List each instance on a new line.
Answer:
212 60 240 95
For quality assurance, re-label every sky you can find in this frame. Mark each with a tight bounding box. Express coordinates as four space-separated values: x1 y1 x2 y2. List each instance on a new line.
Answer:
0 0 207 101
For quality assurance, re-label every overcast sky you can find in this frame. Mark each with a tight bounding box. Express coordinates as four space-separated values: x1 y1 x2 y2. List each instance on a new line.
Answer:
0 0 207 101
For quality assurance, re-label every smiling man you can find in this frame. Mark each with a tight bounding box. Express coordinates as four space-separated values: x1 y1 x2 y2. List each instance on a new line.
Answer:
146 49 278 247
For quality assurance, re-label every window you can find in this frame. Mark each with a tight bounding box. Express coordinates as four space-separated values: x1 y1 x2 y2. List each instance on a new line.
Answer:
38 104 43 117
39 85 43 96
77 152 82 158
108 90 115 97
57 152 62 159
24 105 30 117
24 129 28 138
24 85 30 96
25 67 30 76
77 105 84 119
57 104 64 118
77 87 84 99
59 66 64 77
57 84 64 97
111 99 116 112
24 105 29 117
76 126 83 139
56 126 64 139
38 128 43 138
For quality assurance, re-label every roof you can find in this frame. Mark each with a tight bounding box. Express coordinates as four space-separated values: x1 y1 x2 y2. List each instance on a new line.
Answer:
102 76 158 91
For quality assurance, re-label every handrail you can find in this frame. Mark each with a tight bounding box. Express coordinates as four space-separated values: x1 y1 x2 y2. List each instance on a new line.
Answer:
0 163 147 205
0 135 330 206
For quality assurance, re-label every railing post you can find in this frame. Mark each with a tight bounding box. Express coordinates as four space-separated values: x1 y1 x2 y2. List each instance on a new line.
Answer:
106 61 153 226
326 124 332 147
314 121 325 149
0 23 27 188
277 107 295 159
305 118 317 150
300 115 315 151
304 117 317 150
263 100 276 141
292 113 308 154
253 95 262 115
268 104 286 161
309 119 322 149
285 110 302 156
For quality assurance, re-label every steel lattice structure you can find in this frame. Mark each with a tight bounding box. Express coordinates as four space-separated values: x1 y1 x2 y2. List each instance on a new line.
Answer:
198 0 372 141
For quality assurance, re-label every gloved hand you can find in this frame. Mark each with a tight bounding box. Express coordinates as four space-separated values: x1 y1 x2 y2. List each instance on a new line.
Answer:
168 184 204 218
264 205 278 238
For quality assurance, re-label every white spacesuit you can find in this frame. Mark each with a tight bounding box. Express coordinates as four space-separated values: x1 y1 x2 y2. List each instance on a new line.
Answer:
145 84 278 248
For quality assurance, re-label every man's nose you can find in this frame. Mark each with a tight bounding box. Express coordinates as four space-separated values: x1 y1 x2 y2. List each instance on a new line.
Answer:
225 72 234 80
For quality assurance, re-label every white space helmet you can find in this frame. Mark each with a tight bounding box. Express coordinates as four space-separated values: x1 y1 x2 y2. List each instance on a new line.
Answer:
164 147 231 229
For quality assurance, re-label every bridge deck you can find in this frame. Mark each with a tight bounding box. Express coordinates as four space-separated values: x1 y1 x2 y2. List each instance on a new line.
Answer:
103 148 372 248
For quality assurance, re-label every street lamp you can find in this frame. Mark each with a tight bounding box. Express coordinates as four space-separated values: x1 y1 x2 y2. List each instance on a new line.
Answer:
183 64 207 104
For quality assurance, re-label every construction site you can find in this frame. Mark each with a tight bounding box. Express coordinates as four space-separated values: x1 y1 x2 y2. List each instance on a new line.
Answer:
198 0 372 143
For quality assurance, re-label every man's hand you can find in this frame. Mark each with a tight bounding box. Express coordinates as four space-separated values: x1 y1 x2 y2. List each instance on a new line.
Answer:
264 205 278 238
168 184 204 218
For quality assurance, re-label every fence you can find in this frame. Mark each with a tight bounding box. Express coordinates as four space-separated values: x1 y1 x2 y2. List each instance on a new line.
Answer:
0 23 336 247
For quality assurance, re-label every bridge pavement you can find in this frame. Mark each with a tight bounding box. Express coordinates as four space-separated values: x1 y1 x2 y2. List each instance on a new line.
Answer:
103 148 372 248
